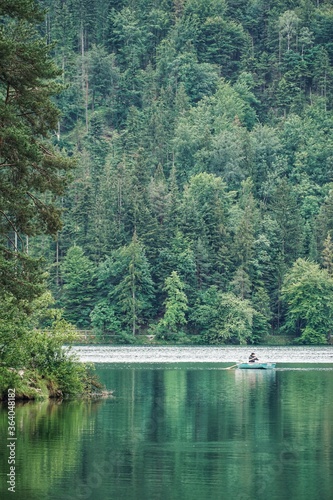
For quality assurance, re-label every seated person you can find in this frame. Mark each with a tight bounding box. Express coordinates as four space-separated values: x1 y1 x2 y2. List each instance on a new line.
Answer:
249 352 259 363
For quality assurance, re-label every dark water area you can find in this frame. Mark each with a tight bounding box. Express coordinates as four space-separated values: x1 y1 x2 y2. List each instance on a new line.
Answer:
1 347 333 500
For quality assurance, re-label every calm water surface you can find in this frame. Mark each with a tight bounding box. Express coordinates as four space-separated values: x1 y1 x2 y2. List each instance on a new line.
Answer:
1 346 333 500
71 344 333 364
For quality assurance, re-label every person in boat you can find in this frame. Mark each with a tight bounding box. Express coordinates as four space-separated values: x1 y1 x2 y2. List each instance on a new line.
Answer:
249 352 259 363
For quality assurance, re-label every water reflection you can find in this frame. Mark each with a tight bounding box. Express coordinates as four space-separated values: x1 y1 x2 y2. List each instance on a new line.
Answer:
234 367 277 385
1 365 333 500
0 399 103 500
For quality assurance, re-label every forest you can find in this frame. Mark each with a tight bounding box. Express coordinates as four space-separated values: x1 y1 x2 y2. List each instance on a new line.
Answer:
2 0 333 357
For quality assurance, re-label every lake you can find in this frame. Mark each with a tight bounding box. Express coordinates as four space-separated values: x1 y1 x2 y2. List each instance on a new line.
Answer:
1 346 333 500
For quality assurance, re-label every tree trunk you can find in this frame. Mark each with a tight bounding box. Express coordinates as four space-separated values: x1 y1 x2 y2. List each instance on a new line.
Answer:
81 22 89 133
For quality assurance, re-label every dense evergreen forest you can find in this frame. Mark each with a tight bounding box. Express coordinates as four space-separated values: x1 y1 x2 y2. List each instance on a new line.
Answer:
3 0 333 350
39 0 333 344
0 0 95 397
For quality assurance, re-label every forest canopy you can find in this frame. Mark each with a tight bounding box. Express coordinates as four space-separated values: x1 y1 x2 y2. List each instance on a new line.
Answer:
4 0 333 345
0 0 93 398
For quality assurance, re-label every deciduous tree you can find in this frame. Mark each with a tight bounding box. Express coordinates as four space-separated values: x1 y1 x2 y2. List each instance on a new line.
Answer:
281 259 333 344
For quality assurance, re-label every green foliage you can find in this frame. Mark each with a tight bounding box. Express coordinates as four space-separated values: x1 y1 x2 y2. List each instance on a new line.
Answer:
112 235 155 334
192 287 259 344
0 0 74 301
92 234 155 334
281 259 333 344
115 332 138 345
322 233 333 276
4 0 333 346
90 300 122 335
0 290 92 399
214 293 254 344
0 295 30 367
157 271 188 336
60 246 96 328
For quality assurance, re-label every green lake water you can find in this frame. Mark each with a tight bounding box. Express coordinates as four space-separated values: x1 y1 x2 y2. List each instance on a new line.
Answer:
1 361 333 500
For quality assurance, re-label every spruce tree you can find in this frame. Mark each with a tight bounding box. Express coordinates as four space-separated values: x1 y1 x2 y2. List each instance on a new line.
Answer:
157 271 188 334
113 233 155 335
60 246 96 328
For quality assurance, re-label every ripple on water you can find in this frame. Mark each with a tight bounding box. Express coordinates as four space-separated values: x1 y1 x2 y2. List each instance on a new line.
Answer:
71 345 333 364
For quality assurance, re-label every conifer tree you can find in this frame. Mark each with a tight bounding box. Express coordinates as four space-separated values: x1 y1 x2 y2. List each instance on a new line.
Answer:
0 0 74 300
322 233 333 276
96 233 155 335
157 271 188 334
60 246 96 327
114 233 155 335
7 0 333 344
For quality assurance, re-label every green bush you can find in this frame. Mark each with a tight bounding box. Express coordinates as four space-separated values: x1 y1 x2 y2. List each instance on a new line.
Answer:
114 332 138 344
293 327 327 345
155 328 189 342
0 368 21 398
0 292 101 400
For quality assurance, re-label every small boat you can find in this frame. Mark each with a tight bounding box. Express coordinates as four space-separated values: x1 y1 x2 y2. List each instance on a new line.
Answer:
237 362 276 370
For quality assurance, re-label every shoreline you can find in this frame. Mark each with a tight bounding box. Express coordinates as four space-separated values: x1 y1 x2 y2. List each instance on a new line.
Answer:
0 367 112 402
